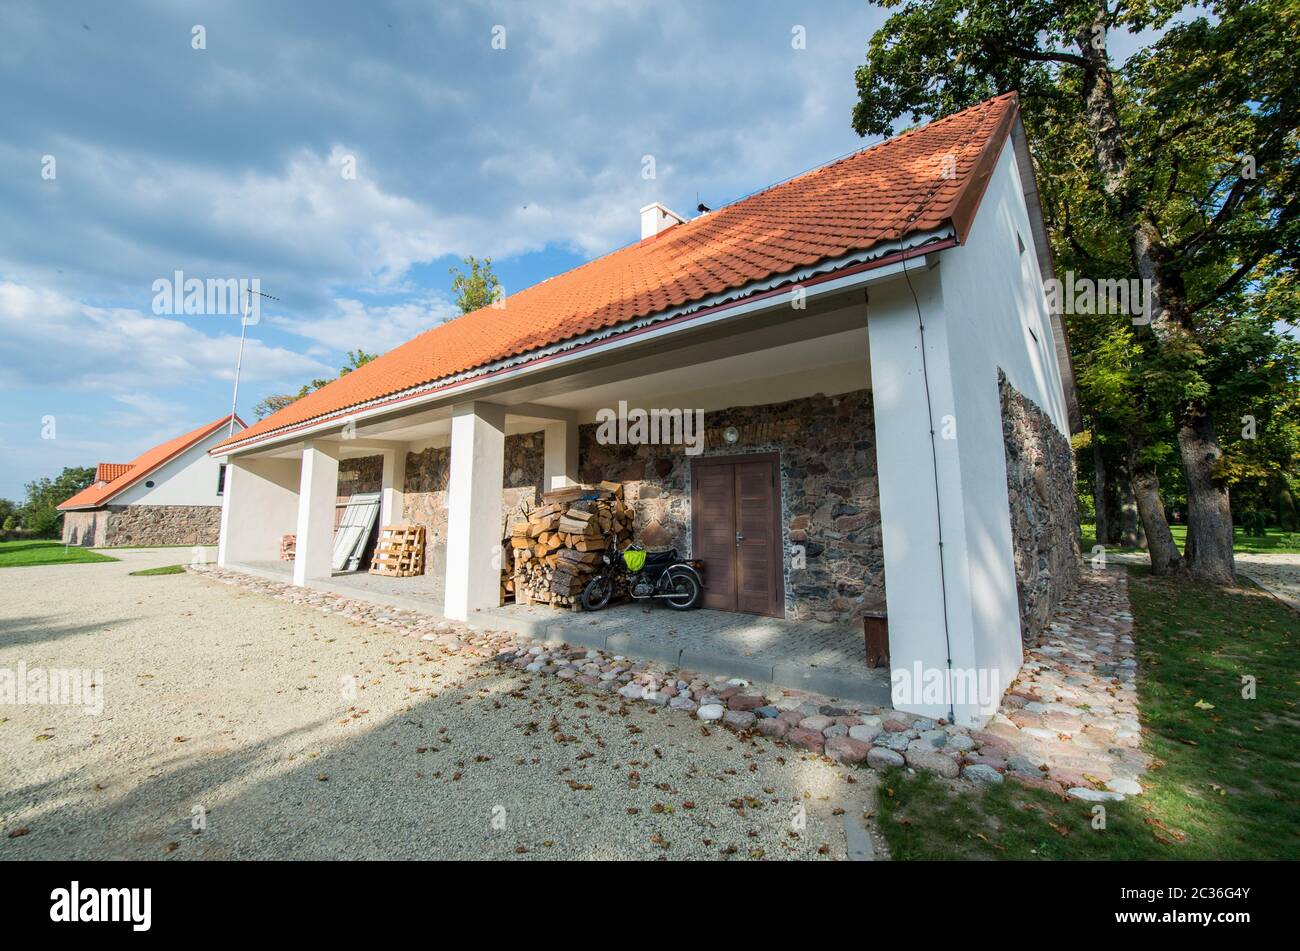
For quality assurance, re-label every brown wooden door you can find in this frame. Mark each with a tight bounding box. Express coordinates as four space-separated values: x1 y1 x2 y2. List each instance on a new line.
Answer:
691 455 783 618
692 462 737 612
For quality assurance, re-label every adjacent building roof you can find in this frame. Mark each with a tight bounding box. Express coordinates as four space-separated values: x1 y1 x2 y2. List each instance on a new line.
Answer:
94 462 133 484
216 93 1022 453
59 414 245 510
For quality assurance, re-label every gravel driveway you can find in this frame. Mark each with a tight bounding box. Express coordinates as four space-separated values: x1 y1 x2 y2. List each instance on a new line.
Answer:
1235 553 1300 613
1 550 873 860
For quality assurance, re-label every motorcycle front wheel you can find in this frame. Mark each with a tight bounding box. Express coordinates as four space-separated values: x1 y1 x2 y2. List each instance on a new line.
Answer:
663 572 701 610
580 575 614 611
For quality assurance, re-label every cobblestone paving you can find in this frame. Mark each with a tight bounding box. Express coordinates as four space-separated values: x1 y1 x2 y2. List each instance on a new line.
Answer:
979 569 1149 800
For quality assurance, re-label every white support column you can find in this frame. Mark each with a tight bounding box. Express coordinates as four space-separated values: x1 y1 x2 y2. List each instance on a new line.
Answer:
866 275 983 726
294 441 340 586
543 419 579 490
380 445 409 526
217 457 300 567
217 466 235 568
444 402 506 621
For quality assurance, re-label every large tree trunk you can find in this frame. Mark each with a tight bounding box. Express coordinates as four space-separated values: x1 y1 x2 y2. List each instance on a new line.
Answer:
1092 439 1108 546
1176 409 1236 583
1099 442 1128 545
1101 468 1122 545
1122 476 1145 550
1075 15 1237 583
1273 477 1297 531
1107 448 1141 548
1131 460 1182 575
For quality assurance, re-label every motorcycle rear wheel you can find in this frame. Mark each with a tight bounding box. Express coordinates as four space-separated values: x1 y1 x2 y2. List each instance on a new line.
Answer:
580 575 614 611
664 572 701 610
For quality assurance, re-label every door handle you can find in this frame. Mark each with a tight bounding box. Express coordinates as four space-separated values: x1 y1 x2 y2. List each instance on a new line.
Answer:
735 532 744 546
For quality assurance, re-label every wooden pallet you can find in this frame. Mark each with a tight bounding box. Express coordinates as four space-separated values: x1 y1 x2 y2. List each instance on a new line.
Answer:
369 524 426 577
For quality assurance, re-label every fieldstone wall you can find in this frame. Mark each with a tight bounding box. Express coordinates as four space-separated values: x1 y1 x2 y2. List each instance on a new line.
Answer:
336 454 383 505
577 389 884 623
1000 371 1081 643
101 504 223 547
402 432 545 581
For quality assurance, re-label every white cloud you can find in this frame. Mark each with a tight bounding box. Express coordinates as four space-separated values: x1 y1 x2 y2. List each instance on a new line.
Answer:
271 295 461 354
0 281 329 392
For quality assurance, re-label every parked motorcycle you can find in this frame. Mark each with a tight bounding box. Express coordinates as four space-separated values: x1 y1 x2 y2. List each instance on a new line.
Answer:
580 539 704 611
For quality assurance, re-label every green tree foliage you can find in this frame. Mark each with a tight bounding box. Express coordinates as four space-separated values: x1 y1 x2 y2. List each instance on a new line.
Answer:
22 466 96 538
449 255 503 314
853 0 1299 579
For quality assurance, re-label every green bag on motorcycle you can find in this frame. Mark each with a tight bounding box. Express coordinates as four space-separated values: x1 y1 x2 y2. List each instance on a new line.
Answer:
622 549 647 572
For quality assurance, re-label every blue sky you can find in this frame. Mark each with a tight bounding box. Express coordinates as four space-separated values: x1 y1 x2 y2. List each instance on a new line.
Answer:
0 0 1171 502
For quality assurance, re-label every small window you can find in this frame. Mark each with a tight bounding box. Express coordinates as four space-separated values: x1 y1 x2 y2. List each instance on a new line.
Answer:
217 464 227 496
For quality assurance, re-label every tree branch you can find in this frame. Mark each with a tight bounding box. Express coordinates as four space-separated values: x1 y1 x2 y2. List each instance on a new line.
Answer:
981 37 1088 69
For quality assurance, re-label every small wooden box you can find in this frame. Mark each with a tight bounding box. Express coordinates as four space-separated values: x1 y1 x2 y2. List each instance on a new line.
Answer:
863 612 889 668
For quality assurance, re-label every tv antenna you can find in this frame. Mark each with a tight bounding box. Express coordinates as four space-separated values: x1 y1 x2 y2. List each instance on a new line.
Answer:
229 287 280 436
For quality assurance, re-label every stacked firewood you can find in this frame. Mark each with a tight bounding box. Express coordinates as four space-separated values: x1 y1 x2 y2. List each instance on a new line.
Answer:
510 482 634 608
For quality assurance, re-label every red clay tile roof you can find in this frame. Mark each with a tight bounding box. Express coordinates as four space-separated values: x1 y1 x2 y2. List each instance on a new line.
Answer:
94 462 133 484
60 414 245 510
217 93 1020 452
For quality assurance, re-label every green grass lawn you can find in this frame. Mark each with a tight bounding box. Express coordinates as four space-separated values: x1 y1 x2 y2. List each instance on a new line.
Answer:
0 540 118 568
1080 522 1300 555
877 568 1299 860
128 564 187 576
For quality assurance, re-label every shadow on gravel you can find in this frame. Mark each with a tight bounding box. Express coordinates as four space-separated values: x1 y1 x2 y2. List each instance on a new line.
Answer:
1 655 852 861
0 616 131 649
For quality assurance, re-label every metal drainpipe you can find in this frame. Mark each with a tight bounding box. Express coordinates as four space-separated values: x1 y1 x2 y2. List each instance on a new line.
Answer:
892 251 958 725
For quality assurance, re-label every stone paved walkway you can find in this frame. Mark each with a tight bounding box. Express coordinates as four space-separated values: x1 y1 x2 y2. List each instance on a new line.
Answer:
237 559 446 611
975 569 1149 800
1235 553 1300 614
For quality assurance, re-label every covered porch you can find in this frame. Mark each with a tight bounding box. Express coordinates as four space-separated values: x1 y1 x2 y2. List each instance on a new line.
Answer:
212 555 888 705
214 257 974 718
480 602 890 705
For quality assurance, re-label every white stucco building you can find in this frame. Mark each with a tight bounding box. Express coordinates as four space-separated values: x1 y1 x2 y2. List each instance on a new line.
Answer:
60 414 245 548
210 94 1081 725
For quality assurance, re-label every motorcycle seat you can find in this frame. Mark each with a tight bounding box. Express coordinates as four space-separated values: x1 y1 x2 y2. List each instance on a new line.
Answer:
642 548 678 566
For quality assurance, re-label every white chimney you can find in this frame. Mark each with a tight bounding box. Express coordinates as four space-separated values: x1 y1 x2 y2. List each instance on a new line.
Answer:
640 202 686 240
